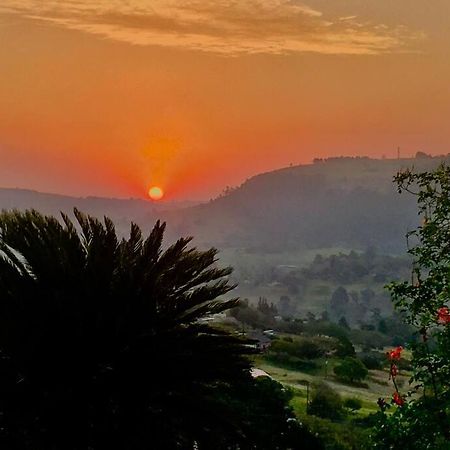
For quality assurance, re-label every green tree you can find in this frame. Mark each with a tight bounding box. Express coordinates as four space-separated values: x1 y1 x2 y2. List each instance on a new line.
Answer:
257 296 278 316
333 357 368 384
0 210 316 449
373 165 450 449
335 335 356 357
235 377 323 449
330 286 349 318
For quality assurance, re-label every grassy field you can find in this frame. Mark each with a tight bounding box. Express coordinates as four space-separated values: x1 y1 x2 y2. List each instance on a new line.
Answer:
220 246 353 270
254 356 412 418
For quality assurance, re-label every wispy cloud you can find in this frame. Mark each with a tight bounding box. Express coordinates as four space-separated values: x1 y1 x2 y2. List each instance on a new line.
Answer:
0 0 424 56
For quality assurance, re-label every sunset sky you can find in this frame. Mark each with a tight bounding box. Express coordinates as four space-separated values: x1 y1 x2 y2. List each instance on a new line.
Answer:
1 1 450 200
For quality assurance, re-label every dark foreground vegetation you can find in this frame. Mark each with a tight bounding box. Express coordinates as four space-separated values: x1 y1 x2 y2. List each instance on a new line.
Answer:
0 210 320 449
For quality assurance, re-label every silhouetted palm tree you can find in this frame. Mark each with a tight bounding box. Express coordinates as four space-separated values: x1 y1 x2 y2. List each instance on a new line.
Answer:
0 209 257 448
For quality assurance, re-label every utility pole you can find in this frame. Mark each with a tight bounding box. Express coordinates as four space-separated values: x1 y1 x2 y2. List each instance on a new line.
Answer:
397 146 401 160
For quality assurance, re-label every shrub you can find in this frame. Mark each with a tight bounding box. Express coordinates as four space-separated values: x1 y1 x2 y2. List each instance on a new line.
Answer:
335 335 356 357
373 165 450 448
308 382 344 421
343 397 362 412
333 357 368 384
269 335 333 360
357 351 385 370
302 415 371 450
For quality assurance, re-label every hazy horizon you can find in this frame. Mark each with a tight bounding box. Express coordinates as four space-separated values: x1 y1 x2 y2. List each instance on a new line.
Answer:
0 153 443 202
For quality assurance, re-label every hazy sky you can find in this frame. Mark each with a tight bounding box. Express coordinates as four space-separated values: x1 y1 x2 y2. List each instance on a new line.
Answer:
1 1 450 199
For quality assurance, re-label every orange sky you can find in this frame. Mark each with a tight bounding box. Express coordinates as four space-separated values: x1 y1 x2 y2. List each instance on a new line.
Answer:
1 1 450 200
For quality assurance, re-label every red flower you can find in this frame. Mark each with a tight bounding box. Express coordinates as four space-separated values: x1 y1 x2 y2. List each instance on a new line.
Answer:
437 307 450 324
389 364 398 379
392 392 404 406
387 346 403 361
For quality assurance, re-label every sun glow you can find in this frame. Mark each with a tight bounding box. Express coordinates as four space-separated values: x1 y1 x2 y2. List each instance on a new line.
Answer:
148 186 164 201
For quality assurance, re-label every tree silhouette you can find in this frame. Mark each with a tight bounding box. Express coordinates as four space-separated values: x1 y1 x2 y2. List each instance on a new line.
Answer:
330 286 349 318
0 209 317 449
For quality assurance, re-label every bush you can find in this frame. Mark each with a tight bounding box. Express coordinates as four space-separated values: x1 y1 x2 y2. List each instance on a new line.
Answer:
357 351 385 370
343 397 362 412
335 335 356 357
333 357 368 384
265 353 318 372
269 335 334 360
302 415 371 450
373 165 450 448
349 329 390 349
308 382 344 421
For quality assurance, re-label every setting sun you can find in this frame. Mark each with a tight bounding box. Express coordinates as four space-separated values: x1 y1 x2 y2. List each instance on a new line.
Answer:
148 186 164 201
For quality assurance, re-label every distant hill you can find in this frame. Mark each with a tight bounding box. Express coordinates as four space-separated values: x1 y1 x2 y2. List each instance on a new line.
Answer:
162 155 450 253
1 155 449 253
0 188 197 236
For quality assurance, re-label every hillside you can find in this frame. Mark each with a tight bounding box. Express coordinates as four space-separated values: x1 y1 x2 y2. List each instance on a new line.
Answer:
164 155 449 253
